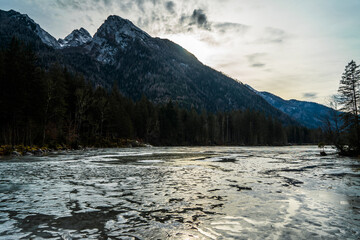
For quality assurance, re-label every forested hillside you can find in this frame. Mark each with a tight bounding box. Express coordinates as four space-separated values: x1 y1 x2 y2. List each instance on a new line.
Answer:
0 39 323 147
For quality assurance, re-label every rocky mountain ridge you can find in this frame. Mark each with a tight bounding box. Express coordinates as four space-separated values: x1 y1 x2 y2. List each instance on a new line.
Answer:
3 9 61 48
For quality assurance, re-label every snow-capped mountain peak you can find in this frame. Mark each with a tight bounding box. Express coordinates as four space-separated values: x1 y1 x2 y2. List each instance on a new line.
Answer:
7 10 61 49
88 15 152 64
58 27 92 48
94 15 150 45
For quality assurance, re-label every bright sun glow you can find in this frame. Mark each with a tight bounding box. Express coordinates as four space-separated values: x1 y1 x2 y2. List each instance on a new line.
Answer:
165 34 211 63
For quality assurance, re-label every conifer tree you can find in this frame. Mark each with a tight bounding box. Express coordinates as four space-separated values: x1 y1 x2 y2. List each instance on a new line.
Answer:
337 60 360 152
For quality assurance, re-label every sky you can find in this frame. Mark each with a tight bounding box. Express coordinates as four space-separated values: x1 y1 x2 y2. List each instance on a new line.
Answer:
1 0 360 104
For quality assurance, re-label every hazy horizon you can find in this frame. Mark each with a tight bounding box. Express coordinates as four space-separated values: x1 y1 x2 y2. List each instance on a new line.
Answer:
1 0 360 105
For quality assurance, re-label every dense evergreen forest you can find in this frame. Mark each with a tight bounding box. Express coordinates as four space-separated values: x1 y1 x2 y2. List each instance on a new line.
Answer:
0 38 324 148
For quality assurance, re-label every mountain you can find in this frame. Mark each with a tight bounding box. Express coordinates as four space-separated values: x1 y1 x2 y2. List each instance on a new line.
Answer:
0 9 60 49
58 27 92 48
246 85 335 129
0 9 296 124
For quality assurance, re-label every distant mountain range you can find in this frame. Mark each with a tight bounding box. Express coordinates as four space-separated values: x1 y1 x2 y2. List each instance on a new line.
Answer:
246 85 336 129
0 9 335 128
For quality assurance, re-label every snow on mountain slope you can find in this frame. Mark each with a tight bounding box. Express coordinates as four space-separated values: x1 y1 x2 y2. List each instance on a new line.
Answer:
246 85 335 129
87 15 153 64
7 10 61 49
94 15 150 43
58 28 92 48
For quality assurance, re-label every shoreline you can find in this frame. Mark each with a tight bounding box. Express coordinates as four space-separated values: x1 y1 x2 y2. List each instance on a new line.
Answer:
0 143 333 157
0 139 149 157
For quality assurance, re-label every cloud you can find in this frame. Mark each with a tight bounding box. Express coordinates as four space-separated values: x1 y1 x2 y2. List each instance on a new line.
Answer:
85 15 93 23
247 53 266 62
134 0 145 12
191 9 208 28
257 27 288 44
132 0 160 13
52 0 155 13
212 22 249 34
247 53 267 68
49 1 250 40
165 1 175 14
251 63 266 68
53 0 114 11
303 92 318 99
54 0 81 9
179 8 211 30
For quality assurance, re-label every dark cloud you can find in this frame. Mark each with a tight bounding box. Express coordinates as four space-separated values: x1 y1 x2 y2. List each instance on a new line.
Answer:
191 9 208 27
303 92 318 99
165 1 175 14
179 9 210 30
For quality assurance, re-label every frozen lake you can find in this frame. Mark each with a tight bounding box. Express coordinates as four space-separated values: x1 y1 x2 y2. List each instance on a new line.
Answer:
0 146 359 239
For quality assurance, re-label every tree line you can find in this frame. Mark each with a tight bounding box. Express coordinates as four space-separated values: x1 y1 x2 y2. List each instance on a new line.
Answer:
0 38 324 148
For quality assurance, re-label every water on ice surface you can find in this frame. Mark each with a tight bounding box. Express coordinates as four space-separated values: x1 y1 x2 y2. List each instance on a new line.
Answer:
0 146 359 239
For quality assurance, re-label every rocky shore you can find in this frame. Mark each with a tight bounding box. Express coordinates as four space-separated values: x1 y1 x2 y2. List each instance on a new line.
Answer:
0 139 149 157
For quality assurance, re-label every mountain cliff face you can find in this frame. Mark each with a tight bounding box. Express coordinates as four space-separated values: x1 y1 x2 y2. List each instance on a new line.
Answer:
0 9 296 124
246 86 335 129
